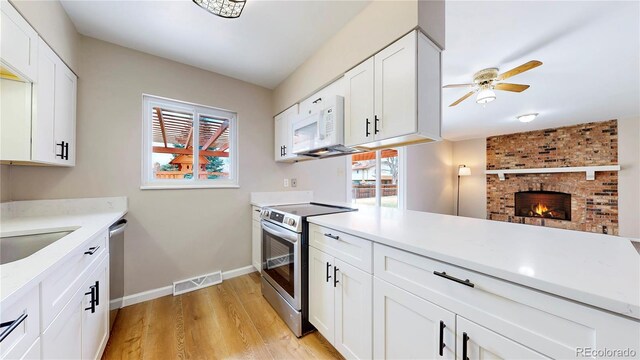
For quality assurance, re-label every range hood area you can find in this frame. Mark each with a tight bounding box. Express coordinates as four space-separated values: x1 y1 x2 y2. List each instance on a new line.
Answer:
274 29 442 163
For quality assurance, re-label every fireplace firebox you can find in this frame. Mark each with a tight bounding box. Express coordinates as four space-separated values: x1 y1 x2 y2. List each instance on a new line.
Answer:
514 191 571 221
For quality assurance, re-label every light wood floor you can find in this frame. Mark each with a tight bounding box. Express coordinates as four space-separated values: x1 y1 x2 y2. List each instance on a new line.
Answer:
102 272 343 360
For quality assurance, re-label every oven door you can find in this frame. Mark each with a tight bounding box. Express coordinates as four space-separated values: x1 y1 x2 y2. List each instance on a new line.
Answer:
261 220 301 310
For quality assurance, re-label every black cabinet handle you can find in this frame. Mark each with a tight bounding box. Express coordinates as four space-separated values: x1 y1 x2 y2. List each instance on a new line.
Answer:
84 285 96 313
0 313 28 343
94 281 100 306
56 141 66 159
439 321 446 356
366 118 371 137
283 145 287 156
326 262 332 283
312 97 322 104
280 146 283 157
433 271 475 288
374 115 380 134
324 233 340 240
462 332 469 360
333 266 339 287
84 245 100 255
64 141 69 160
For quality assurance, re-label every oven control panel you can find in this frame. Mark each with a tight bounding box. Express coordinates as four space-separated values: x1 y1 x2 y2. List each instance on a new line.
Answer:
261 209 301 232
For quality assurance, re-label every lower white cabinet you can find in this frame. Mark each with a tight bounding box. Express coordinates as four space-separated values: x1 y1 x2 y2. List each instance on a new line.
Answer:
251 206 262 271
42 256 109 360
308 246 372 359
373 278 455 360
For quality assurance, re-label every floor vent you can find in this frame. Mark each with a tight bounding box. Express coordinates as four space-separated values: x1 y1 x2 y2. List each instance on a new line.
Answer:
173 270 222 296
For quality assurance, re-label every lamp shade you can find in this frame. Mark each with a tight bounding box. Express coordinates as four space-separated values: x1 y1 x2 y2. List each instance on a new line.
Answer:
193 0 246 18
458 165 471 176
476 88 496 104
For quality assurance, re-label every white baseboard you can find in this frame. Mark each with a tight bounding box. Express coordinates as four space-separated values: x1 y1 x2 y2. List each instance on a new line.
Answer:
116 265 258 308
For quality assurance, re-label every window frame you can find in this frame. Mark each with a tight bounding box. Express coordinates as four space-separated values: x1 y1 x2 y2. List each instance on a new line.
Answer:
346 148 406 209
140 94 239 190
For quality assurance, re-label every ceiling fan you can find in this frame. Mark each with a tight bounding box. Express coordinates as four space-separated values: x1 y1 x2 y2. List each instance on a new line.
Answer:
444 60 543 107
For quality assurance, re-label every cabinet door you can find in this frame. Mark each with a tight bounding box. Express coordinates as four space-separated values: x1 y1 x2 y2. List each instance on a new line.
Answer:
274 104 297 161
82 258 109 360
42 293 82 360
52 61 77 166
373 278 456 360
252 219 261 271
456 316 551 360
0 0 38 81
32 38 57 163
344 57 374 147
308 247 335 342
334 259 372 359
374 31 417 141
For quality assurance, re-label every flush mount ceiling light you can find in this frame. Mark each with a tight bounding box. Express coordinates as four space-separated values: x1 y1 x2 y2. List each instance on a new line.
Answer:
476 86 496 104
193 0 246 19
517 113 538 123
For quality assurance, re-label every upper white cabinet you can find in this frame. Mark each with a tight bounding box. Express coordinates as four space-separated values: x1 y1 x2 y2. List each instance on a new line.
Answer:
274 104 306 162
344 30 441 149
298 77 344 117
0 0 38 81
0 6 77 166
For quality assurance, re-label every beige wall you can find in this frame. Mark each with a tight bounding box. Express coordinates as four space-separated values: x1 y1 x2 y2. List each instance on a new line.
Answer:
618 117 640 238
285 157 349 204
0 165 10 202
405 140 454 215
452 138 486 219
8 36 287 295
10 0 80 72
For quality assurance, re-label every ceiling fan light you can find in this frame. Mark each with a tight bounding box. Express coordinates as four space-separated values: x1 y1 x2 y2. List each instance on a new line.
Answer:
193 0 246 18
476 88 496 104
517 113 538 123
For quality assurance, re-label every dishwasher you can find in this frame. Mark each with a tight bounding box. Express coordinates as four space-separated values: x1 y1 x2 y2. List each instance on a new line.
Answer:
109 218 127 331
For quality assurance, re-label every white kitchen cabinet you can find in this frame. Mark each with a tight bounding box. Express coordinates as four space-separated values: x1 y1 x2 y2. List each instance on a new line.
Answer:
0 0 38 81
373 278 456 360
81 257 109 360
41 289 83 360
344 58 374 147
308 246 372 360
456 316 550 360
274 104 306 162
298 77 345 117
31 38 57 163
251 206 262 271
344 30 441 149
51 54 77 166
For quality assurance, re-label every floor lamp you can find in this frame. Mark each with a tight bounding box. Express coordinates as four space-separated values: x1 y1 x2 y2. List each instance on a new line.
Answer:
457 165 471 216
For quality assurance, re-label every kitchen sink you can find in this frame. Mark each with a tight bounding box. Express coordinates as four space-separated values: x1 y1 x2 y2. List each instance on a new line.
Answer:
0 230 75 265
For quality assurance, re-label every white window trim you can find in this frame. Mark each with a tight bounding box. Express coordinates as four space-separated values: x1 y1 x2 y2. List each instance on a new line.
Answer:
141 94 239 190
346 148 406 209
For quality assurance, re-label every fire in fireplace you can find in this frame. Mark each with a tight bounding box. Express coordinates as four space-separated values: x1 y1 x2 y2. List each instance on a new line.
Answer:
514 191 571 221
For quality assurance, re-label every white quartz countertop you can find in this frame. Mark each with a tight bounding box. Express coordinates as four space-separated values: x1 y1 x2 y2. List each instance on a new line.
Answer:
1 197 127 305
308 207 640 319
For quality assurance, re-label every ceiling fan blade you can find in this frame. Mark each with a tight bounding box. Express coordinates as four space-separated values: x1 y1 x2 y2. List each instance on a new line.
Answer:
449 91 475 107
494 83 530 92
497 60 542 81
443 84 474 88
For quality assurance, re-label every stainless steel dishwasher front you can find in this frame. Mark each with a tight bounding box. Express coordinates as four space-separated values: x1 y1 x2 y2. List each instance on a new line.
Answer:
108 218 127 331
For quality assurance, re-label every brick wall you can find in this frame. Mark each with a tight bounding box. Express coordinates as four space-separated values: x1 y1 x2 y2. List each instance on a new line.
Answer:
486 120 619 234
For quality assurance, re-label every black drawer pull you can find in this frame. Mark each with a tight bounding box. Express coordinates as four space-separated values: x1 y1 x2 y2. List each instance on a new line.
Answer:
326 262 332 283
462 332 469 360
333 267 339 287
433 271 474 288
84 245 100 255
324 233 340 240
94 281 100 306
365 118 371 137
85 284 97 313
374 115 380 134
0 313 28 343
439 320 446 356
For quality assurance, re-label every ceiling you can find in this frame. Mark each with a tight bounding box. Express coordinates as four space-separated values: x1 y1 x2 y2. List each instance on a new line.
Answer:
442 1 640 140
60 0 370 89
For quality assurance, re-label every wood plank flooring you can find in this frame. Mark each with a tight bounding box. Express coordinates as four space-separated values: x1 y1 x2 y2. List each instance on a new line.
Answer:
102 272 343 360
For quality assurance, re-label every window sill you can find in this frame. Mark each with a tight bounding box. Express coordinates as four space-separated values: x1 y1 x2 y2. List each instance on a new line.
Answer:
140 184 240 190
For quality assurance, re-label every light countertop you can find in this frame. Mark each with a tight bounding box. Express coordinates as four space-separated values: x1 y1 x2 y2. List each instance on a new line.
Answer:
1 197 127 306
308 207 640 320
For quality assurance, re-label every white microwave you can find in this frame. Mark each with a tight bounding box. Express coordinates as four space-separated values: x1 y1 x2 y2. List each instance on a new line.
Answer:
291 96 347 157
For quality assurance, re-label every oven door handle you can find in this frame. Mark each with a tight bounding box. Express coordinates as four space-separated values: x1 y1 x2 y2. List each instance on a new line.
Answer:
261 221 299 244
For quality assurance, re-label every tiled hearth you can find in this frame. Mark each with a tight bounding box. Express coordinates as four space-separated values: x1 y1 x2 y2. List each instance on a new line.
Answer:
486 120 619 235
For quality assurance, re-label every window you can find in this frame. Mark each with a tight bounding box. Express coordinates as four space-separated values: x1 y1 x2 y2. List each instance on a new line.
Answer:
348 148 404 208
141 95 238 189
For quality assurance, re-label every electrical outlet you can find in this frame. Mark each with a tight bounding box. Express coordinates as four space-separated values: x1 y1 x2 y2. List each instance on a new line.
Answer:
291 178 297 188
284 178 289 187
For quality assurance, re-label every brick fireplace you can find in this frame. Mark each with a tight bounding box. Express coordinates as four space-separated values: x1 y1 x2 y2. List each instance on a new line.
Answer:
486 120 619 234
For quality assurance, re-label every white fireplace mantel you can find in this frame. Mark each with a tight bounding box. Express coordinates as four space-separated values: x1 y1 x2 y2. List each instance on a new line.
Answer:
485 165 621 181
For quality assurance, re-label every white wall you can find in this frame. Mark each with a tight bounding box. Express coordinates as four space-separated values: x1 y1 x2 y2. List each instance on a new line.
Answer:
618 116 640 238
405 140 454 215
452 138 487 219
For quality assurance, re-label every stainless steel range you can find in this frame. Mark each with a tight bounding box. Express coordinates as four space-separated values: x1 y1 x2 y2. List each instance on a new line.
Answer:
260 202 356 337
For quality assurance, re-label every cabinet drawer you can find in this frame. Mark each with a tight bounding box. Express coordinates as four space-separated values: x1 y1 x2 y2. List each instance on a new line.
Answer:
373 243 638 359
309 224 372 273
0 285 40 360
251 206 261 221
41 230 107 329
